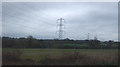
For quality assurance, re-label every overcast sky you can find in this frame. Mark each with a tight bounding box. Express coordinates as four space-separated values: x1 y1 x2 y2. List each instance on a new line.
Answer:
2 2 118 41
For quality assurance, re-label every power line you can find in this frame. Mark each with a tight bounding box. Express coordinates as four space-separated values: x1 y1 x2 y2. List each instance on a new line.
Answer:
3 4 55 26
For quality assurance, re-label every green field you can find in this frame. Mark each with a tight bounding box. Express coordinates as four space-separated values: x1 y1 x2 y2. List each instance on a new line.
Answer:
3 48 118 65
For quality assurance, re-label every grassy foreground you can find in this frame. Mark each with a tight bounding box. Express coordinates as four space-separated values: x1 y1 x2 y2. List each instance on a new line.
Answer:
2 48 118 65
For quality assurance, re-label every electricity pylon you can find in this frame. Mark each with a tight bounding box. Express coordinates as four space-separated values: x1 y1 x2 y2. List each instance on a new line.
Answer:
57 18 65 40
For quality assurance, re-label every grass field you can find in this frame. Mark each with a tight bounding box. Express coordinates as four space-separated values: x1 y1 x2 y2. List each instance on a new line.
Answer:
2 48 118 65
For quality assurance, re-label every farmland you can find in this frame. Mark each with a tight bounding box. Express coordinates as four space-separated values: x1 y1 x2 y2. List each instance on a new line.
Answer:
2 48 118 65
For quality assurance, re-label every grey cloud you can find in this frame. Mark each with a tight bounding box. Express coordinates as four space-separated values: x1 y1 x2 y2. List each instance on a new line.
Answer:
2 2 118 41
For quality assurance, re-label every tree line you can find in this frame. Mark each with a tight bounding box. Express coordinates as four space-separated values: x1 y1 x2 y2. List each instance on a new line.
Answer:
2 36 119 49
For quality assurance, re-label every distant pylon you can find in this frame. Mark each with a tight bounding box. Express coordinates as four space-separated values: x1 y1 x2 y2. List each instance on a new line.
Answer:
87 33 89 40
94 35 98 40
57 18 65 40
